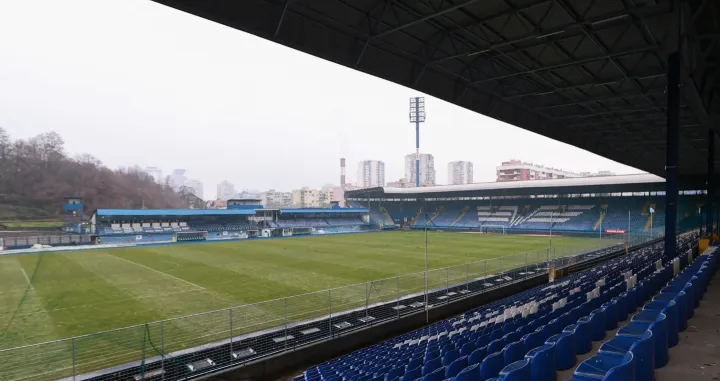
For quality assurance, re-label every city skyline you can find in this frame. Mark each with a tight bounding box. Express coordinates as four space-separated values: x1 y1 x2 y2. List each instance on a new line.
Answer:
0 0 643 201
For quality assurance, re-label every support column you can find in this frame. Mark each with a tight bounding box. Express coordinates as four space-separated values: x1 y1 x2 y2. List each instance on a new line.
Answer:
707 130 715 241
664 51 681 260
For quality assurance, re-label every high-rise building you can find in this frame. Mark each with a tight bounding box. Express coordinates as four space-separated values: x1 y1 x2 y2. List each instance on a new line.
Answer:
144 166 163 184
292 187 320 208
496 160 581 181
169 169 187 190
216 181 235 201
448 161 474 185
357 160 386 187
184 179 204 199
405 153 436 186
261 189 293 208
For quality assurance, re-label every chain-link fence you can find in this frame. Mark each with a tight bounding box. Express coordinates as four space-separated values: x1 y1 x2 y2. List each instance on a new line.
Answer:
0 232 659 381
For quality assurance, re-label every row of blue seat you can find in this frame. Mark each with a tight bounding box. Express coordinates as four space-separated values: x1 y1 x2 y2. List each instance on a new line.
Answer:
296 234 699 381
566 246 717 380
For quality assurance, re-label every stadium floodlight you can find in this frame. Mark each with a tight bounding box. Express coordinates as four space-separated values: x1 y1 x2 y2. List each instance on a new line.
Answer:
409 97 426 188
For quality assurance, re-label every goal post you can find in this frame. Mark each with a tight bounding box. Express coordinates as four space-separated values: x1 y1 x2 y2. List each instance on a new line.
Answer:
481 225 507 235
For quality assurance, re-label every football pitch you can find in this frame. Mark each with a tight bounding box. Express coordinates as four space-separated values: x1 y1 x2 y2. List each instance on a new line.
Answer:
0 231 605 379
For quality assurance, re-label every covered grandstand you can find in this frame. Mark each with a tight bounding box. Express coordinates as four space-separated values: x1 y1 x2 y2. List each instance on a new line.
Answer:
347 174 704 235
89 206 371 244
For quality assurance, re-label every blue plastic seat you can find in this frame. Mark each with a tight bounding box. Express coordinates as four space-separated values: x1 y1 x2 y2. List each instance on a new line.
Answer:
453 363 479 381
572 352 635 381
445 356 467 378
422 357 442 376
385 366 405 381
442 349 460 366
588 308 606 341
602 300 619 330
459 342 476 357
565 320 592 355
498 359 531 381
631 309 672 365
407 357 423 372
480 351 504 381
502 341 525 366
599 330 654 381
468 346 487 366
400 367 421 381
422 366 445 381
522 330 543 353
546 332 576 371
488 339 504 354
525 344 555 381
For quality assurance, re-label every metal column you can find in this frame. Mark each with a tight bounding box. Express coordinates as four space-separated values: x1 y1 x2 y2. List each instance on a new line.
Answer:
708 130 715 241
664 51 681 260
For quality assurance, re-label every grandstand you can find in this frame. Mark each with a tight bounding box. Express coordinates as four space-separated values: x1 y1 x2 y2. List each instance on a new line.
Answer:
348 174 704 235
90 205 371 244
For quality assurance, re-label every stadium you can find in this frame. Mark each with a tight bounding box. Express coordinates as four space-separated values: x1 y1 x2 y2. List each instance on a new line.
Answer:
0 173 711 381
3 1 720 381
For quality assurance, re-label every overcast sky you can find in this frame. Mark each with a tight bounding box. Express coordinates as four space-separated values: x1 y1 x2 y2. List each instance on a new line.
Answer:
0 0 643 199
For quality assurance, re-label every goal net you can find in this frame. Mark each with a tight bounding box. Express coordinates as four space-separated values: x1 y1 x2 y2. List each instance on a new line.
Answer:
480 225 507 235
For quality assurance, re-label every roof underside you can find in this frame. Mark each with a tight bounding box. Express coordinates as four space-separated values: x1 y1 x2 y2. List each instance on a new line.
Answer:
346 173 675 197
153 0 720 182
95 209 256 217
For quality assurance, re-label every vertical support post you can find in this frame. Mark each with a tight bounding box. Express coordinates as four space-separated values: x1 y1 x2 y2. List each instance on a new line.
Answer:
227 310 232 362
283 297 288 350
665 50 681 261
483 260 487 290
161 320 165 378
365 281 370 322
328 290 332 337
397 276 401 319
72 337 76 381
445 268 449 304
465 263 469 293
424 214 429 323
707 129 715 242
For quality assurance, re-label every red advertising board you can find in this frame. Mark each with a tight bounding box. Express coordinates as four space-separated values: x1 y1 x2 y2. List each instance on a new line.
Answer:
604 228 627 234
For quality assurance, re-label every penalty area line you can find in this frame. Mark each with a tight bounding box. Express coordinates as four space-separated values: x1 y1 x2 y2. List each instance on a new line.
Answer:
108 255 205 291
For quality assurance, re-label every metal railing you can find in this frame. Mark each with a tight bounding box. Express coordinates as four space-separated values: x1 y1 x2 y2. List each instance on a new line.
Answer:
0 233 658 381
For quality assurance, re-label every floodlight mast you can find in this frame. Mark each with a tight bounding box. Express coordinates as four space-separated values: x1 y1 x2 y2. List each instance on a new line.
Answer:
409 97 426 188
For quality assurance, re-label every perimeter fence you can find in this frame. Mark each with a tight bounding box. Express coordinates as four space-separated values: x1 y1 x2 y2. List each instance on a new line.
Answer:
0 233 659 381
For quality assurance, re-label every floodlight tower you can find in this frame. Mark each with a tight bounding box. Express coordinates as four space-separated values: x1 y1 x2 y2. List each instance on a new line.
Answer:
409 97 426 188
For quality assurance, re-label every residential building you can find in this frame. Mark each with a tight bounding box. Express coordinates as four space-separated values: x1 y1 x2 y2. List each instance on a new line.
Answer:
292 187 320 208
144 166 163 184
319 185 335 207
184 179 204 199
579 170 617 177
496 160 581 181
447 161 474 185
357 160 386 187
405 153 436 186
216 181 235 201
169 169 187 190
387 178 412 188
261 189 293 208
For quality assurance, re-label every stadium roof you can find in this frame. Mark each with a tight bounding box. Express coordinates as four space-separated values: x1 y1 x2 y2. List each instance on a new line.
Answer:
279 208 369 214
153 0 720 184
346 173 678 197
94 209 256 217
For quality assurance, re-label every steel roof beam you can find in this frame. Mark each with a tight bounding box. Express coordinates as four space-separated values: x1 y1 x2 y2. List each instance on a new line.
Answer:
372 0 552 40
428 4 669 64
470 46 661 85
535 88 666 109
503 73 666 99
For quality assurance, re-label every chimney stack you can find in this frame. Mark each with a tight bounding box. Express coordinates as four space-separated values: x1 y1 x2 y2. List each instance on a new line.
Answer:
340 158 346 188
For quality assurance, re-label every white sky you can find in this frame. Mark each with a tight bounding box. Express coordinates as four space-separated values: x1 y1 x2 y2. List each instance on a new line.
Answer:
0 0 642 199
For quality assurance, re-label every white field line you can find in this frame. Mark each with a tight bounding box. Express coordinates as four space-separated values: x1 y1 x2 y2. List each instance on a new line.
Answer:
107 255 205 291
20 268 33 290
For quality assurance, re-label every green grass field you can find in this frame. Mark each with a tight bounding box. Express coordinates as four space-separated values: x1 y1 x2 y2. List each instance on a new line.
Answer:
0 231 605 380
